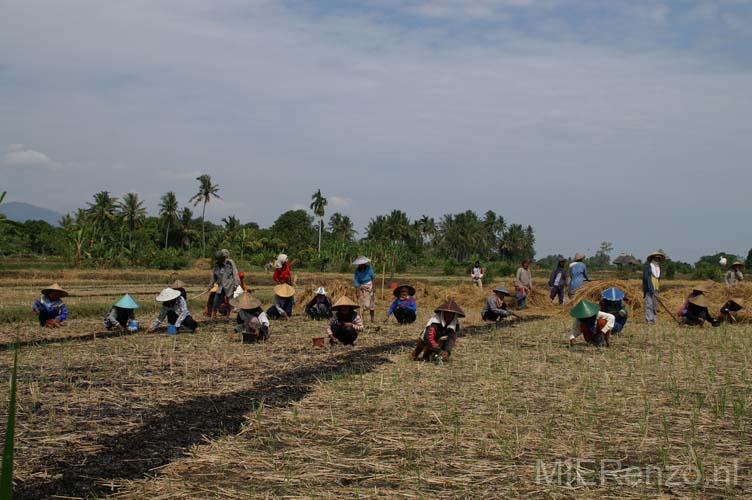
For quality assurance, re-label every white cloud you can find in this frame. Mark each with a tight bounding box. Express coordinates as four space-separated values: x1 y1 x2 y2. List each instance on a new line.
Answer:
329 196 353 209
2 144 61 171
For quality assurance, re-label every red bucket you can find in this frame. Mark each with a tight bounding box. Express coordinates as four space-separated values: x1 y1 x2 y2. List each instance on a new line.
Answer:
312 336 326 347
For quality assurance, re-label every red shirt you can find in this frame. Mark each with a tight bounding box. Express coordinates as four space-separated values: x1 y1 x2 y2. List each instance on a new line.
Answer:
273 262 291 283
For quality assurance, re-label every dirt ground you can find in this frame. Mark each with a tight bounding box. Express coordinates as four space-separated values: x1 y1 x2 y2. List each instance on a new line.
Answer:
1 272 751 499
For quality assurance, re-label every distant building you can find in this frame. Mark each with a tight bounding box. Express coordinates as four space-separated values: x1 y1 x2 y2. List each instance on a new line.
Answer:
613 253 639 267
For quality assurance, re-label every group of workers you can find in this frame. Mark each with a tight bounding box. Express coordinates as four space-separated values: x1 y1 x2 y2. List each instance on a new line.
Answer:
29 249 748 362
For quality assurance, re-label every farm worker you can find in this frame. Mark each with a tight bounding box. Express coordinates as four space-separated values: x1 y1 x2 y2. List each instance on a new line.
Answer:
680 294 720 327
599 287 628 333
385 284 417 325
273 253 292 285
148 287 198 333
719 298 744 324
470 261 484 288
305 287 333 320
169 279 187 300
677 283 708 318
208 249 240 320
266 283 295 320
32 283 69 328
353 255 376 322
104 294 139 332
231 293 269 343
327 296 364 345
514 259 533 309
725 261 744 285
568 300 615 347
412 299 465 362
481 286 516 322
548 257 568 305
568 253 590 298
642 250 665 324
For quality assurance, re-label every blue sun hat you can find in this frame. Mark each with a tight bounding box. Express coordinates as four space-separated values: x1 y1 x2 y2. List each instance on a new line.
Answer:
601 287 625 302
493 286 511 296
114 294 140 309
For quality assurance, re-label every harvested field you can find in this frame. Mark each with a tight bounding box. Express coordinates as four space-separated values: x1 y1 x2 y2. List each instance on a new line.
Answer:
1 272 751 499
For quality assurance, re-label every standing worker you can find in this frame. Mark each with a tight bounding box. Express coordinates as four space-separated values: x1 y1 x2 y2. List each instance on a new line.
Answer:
515 259 533 309
568 252 590 298
470 261 485 288
725 261 745 286
208 249 240 320
642 250 665 324
548 257 568 305
353 255 376 322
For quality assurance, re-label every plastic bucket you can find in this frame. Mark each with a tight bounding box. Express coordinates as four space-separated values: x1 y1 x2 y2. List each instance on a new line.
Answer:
312 336 326 347
127 320 139 332
166 324 177 335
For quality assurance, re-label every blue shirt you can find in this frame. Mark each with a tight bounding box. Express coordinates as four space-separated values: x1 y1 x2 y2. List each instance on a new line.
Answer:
569 262 590 293
387 296 417 315
354 265 375 287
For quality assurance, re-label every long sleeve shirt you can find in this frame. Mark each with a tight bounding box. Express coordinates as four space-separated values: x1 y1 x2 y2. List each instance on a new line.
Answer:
104 306 134 328
273 295 295 316
549 267 567 287
387 296 417 316
209 259 240 296
327 311 364 337
33 296 68 321
568 262 589 292
481 296 510 317
150 296 191 330
642 262 660 294
515 267 533 289
725 269 744 285
353 266 375 287
569 311 615 340
273 262 291 284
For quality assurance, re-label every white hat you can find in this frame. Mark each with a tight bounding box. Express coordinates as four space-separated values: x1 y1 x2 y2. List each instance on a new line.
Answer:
274 253 288 269
155 287 181 302
353 256 370 266
315 287 326 295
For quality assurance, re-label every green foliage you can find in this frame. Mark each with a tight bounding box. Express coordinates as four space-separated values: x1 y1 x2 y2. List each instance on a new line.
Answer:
442 259 458 276
748 249 752 271
695 252 740 268
692 263 723 281
536 254 566 270
270 210 317 256
150 248 191 270
0 348 18 499
585 242 613 270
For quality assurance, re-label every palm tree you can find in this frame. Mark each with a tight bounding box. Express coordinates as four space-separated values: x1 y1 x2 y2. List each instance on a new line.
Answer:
118 192 148 249
310 189 327 255
86 191 119 234
177 207 197 249
159 191 179 250
328 212 356 241
189 174 221 257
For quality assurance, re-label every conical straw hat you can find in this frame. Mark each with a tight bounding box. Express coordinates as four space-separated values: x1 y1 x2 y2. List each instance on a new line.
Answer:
731 261 745 268
570 300 600 319
231 293 261 310
688 295 709 308
727 298 744 311
352 256 370 265
114 294 140 309
41 283 68 297
156 287 181 302
332 296 359 310
573 252 585 261
273 283 295 298
169 279 186 290
434 299 465 318
647 250 666 260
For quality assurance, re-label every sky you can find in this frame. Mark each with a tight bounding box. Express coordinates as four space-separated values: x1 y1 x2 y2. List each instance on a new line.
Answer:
1 0 751 263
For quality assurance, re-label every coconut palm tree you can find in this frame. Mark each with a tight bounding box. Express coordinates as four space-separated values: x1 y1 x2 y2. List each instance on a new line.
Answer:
118 192 148 250
309 189 327 255
86 191 119 235
328 212 356 241
189 174 221 257
159 191 179 249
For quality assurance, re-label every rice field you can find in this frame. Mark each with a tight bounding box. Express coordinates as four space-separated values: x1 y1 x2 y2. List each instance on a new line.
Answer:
1 270 751 499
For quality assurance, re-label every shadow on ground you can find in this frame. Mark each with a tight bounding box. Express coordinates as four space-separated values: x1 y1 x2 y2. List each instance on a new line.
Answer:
14 316 546 500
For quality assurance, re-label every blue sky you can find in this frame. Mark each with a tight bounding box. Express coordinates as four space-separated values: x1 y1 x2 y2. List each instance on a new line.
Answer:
1 0 751 262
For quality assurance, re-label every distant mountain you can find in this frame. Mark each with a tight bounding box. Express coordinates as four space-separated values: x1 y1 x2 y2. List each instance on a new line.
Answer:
0 202 64 226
